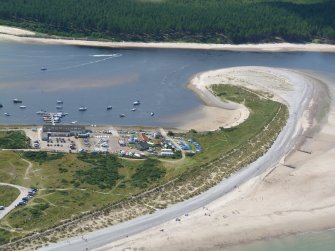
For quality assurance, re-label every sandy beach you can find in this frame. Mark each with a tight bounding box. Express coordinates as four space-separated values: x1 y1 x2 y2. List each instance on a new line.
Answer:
167 71 250 131
1 25 335 53
1 24 335 250
94 67 335 251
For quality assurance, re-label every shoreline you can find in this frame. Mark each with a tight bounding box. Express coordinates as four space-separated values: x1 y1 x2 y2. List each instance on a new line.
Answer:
0 25 335 53
92 67 335 251
31 66 322 251
1 24 335 249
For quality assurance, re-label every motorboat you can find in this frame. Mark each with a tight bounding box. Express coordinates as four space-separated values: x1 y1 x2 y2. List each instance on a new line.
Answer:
13 98 22 104
150 112 155 116
106 106 113 110
4 113 10 116
131 108 136 112
0 104 3 108
56 106 63 110
71 121 78 124
78 106 87 111
41 66 47 71
19 105 27 109
133 100 140 106
56 100 63 104
119 114 125 118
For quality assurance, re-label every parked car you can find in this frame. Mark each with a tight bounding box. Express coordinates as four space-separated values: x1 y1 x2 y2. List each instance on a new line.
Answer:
0 206 5 210
16 201 26 207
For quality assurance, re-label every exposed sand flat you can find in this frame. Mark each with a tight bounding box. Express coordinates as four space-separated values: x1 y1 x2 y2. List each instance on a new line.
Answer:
95 68 335 251
166 70 250 131
0 25 335 52
0 25 35 36
169 106 247 132
1 24 334 250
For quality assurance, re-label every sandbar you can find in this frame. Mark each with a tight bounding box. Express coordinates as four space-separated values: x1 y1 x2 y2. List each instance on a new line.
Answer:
96 67 335 251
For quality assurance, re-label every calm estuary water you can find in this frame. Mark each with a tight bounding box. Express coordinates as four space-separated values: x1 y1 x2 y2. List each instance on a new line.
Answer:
0 41 335 126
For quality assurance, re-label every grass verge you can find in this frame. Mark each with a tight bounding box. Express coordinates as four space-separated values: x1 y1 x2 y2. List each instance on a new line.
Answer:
0 186 20 207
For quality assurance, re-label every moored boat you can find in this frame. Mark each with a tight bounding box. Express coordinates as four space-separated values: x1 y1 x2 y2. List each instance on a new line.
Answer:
36 110 46 115
133 100 140 106
150 112 155 116
131 108 137 112
107 106 113 110
13 98 22 104
78 106 87 111
19 105 27 109
119 114 125 118
4 112 10 116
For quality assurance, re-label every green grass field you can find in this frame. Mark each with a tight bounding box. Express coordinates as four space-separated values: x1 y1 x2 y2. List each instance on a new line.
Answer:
0 131 30 149
0 152 166 238
0 186 19 207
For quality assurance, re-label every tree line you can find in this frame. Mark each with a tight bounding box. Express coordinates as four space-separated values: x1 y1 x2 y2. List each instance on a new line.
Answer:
0 0 334 43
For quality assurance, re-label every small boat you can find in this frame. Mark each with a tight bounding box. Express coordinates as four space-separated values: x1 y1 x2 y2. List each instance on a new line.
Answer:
41 66 47 71
71 121 78 124
19 105 27 109
106 106 113 110
0 104 3 108
131 108 137 112
56 100 63 104
13 98 22 104
150 112 155 116
36 110 46 115
56 106 63 110
133 100 140 106
4 113 10 116
78 106 87 111
119 114 125 118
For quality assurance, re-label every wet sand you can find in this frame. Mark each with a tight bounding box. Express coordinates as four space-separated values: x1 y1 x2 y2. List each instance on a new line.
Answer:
95 67 335 251
2 24 335 250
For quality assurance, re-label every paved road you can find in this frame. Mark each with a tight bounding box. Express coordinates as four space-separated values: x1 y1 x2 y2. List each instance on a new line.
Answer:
0 182 30 220
39 70 314 251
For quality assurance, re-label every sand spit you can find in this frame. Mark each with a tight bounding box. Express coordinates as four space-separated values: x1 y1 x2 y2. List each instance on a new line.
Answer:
96 67 335 251
168 71 250 131
0 25 335 52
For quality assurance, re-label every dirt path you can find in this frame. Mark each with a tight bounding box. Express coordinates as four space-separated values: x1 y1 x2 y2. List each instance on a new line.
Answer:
22 159 33 180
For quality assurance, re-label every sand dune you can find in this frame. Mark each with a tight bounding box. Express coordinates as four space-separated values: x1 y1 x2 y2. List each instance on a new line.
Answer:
96 68 335 251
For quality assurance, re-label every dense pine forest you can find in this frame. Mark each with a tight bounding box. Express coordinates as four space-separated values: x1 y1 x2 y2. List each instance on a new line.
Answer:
0 0 334 44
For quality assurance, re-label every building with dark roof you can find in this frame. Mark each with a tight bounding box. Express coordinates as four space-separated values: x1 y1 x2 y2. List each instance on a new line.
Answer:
136 141 149 151
42 124 87 141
